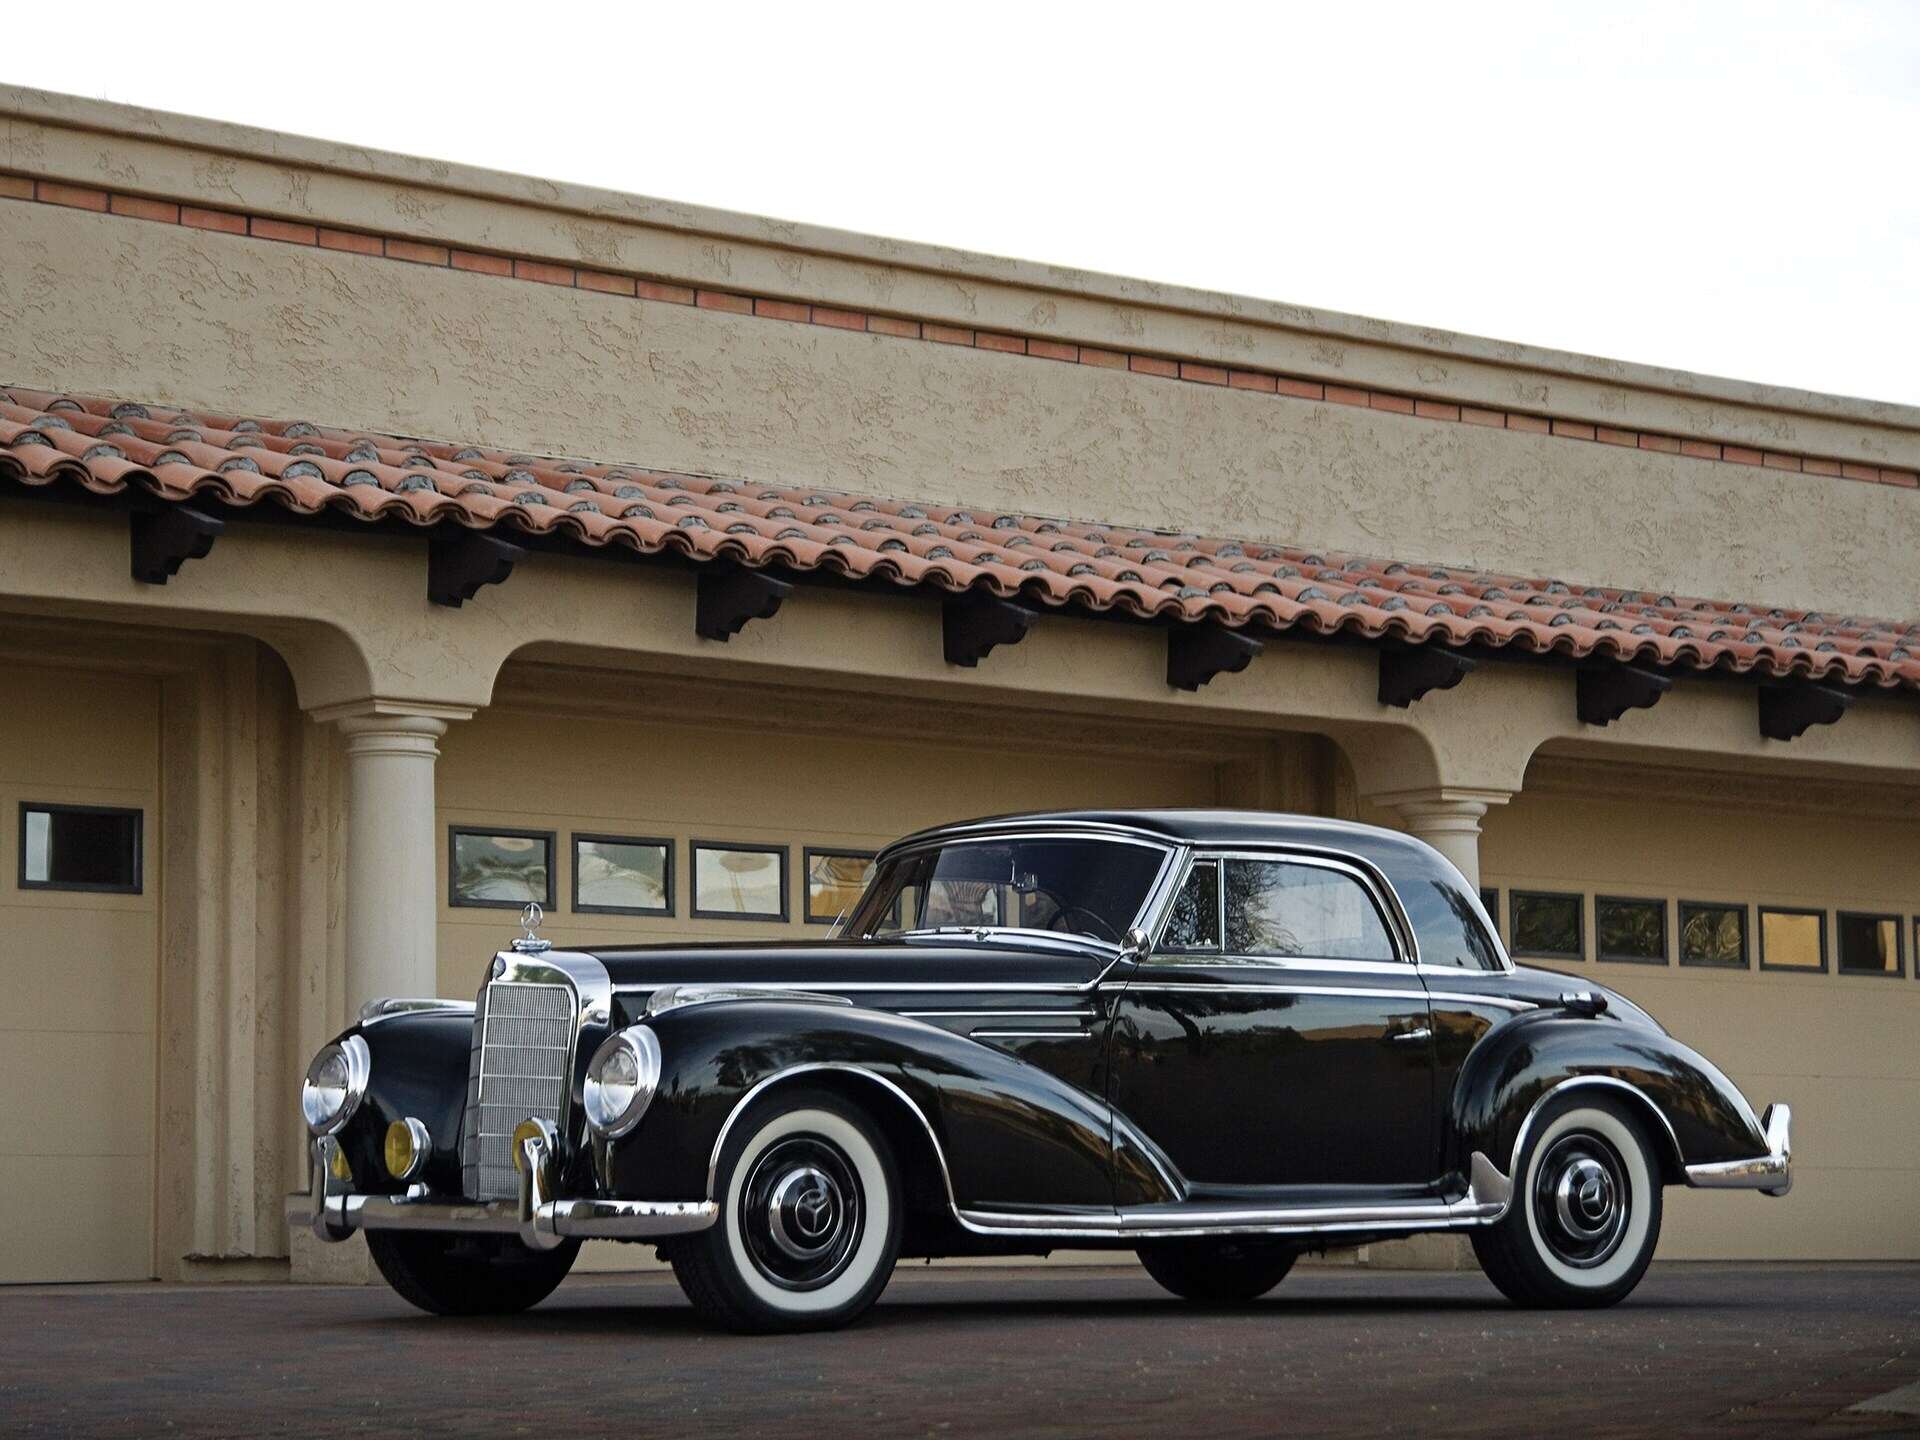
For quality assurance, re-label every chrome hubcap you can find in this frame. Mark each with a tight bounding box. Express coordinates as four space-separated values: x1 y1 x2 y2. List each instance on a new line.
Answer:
740 1137 862 1290
1534 1133 1630 1269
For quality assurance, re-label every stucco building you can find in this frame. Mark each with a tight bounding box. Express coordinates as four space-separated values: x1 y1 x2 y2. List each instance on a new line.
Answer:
1 85 1915 1286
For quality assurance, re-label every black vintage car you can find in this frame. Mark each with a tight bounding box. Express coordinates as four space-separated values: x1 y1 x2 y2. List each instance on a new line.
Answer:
295 811 1790 1330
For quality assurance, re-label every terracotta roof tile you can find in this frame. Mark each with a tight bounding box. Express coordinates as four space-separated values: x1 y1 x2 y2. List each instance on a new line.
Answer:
3 387 1917 693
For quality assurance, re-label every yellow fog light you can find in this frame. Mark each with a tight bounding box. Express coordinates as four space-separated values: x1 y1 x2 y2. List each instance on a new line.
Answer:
384 1117 430 1182
510 1118 554 1175
328 1143 352 1183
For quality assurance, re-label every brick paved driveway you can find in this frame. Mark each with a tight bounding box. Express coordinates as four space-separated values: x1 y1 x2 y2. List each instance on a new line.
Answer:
2 1263 1916 1438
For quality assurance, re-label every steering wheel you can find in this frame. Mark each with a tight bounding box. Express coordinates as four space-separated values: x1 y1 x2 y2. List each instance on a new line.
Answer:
1050 906 1122 945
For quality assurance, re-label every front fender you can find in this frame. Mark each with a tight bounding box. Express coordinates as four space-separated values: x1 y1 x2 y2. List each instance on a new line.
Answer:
602 1001 1146 1209
329 1011 474 1196
1450 1009 1769 1184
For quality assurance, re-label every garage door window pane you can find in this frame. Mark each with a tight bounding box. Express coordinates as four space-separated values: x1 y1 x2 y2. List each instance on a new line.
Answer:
19 804 142 892
1511 891 1582 959
1759 908 1825 972
1223 861 1393 961
574 835 671 915
449 828 553 908
1597 897 1666 964
1837 913 1901 976
806 850 875 925
693 844 787 921
1679 903 1747 968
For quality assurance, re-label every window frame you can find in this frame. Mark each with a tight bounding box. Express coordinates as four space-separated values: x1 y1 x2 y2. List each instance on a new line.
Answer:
1509 889 1585 962
446 825 556 911
1757 905 1828 974
1835 909 1905 979
802 847 878 927
1164 850 1405 967
17 801 144 895
571 832 674 918
1156 856 1223 955
1594 894 1669 966
689 840 790 923
1677 900 1750 970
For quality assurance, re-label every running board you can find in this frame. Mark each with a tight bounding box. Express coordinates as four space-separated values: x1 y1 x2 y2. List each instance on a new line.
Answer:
955 1152 1513 1239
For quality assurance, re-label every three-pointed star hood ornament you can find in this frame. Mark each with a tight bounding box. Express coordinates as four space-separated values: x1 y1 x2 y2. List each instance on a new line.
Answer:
511 900 552 954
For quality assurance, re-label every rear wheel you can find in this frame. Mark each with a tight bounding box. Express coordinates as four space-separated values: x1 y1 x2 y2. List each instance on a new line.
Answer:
367 1231 580 1316
671 1088 902 1333
1137 1240 1297 1303
1472 1096 1663 1309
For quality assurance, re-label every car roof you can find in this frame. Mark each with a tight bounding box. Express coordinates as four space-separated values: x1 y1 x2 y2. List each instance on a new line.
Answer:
886 808 1434 860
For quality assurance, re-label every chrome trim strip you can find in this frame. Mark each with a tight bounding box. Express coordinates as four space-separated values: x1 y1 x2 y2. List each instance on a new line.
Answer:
644 984 855 1018
358 998 476 1026
969 1030 1093 1041
898 1009 1097 1019
1421 990 1538 1014
1507 1075 1686 1182
1100 982 1431 1002
956 1151 1513 1238
298 1137 716 1245
616 981 1095 995
1686 1103 1792 1196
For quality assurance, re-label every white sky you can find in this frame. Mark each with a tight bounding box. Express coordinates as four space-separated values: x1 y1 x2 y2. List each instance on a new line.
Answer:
9 1 1917 405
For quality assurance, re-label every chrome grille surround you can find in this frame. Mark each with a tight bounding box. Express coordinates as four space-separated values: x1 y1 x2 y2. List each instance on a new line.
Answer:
460 950 613 1202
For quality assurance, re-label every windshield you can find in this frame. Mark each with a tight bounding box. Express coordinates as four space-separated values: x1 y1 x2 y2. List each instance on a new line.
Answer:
842 837 1168 946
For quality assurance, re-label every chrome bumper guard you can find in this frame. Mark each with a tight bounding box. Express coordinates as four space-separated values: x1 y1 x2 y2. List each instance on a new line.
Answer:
1684 1103 1792 1197
294 1134 717 1250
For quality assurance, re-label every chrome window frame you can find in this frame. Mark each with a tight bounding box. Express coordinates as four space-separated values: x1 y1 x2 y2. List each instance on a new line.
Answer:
1145 846 1418 971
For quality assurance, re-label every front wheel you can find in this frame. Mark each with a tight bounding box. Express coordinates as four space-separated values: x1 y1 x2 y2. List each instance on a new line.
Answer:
1138 1241 1297 1303
367 1231 580 1316
1472 1096 1663 1308
671 1087 902 1332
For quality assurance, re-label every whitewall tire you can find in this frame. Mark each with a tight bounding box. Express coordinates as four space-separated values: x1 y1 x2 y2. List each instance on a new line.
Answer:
670 1088 901 1332
1472 1096 1663 1309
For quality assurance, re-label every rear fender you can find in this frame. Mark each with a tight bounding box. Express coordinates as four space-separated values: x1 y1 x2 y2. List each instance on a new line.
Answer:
1450 1009 1769 1186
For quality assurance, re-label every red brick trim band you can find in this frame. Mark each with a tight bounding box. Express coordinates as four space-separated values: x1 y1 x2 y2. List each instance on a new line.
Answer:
5 174 1914 492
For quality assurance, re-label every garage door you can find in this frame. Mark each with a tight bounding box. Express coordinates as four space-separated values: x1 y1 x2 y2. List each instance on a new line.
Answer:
0 666 159 1283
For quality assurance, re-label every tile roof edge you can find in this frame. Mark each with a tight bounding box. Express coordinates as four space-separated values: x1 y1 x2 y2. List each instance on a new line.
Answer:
4 82 1917 436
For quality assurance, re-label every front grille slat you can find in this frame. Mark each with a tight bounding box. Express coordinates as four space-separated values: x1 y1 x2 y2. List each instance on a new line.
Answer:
460 973 578 1201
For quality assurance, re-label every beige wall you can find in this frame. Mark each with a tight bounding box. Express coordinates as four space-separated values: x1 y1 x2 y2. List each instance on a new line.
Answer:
1480 757 1920 1260
5 200 1918 624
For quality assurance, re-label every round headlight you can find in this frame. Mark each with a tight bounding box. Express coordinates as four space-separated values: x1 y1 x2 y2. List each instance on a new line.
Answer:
583 1027 660 1139
302 1035 370 1135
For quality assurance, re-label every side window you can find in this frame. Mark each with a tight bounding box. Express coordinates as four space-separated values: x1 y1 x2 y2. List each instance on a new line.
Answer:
1224 860 1395 962
1160 860 1220 951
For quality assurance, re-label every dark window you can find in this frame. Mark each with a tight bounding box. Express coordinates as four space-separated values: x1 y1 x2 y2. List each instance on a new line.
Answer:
1511 891 1582 959
1399 877 1503 970
448 827 554 909
1679 902 1747 968
1596 896 1667 964
1758 907 1826 972
19 803 142 893
1161 860 1221 951
804 849 876 926
1223 860 1395 961
691 842 788 921
1836 912 1902 977
573 834 672 916
1480 888 1500 937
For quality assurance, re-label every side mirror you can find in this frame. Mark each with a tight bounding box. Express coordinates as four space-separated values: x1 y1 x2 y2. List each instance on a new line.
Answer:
1120 926 1153 964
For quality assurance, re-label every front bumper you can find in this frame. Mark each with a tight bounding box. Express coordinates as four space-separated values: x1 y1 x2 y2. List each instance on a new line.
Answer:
1684 1102 1793 1197
291 1134 717 1251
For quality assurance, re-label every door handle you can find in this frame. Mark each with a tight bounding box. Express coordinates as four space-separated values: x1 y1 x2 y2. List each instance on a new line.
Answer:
1389 1026 1433 1043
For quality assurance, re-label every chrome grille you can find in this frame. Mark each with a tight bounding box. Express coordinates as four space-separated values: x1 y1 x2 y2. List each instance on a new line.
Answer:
461 978 576 1201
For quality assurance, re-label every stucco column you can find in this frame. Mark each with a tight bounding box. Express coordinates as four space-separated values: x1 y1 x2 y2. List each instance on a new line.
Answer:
314 700 473 1011
1371 787 1512 890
